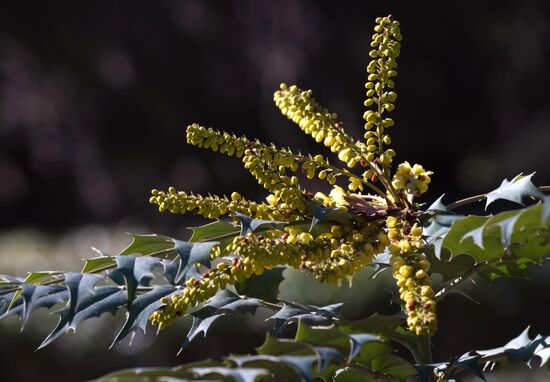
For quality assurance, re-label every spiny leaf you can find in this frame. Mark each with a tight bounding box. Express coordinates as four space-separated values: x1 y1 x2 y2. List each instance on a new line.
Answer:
108 256 162 305
189 219 240 243
191 366 269 382
180 290 263 352
81 255 116 273
343 313 404 339
114 285 177 344
542 196 550 224
40 273 124 348
119 233 176 256
423 213 464 259
234 212 287 235
426 194 448 213
416 327 550 381
308 203 350 231
333 367 377 382
269 301 342 335
257 334 313 356
23 271 64 284
442 203 550 266
235 267 284 302
174 240 218 284
485 173 544 209
2 284 67 329
180 314 224 353
348 333 383 361
231 354 317 382
95 360 221 381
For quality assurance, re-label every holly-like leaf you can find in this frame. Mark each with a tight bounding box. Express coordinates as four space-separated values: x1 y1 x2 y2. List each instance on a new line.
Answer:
234 212 287 235
174 240 218 284
231 354 317 382
485 173 544 209
95 360 221 382
40 273 126 348
119 233 176 256
108 256 163 305
23 271 64 285
180 290 263 352
2 284 68 329
235 267 284 302
308 203 350 231
441 203 550 267
81 255 116 273
269 301 342 335
416 327 550 381
333 367 377 382
191 366 269 382
423 213 464 259
189 219 240 243
114 285 177 344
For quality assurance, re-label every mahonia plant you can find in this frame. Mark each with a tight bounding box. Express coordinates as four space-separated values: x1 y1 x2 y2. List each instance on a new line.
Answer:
2 15 550 382
149 15 437 336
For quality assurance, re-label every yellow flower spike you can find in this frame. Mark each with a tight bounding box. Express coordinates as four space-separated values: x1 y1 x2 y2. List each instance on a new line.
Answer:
386 215 437 336
363 15 402 169
273 84 366 172
150 187 301 222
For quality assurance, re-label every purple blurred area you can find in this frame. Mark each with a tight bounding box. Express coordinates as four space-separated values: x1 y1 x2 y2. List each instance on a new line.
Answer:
1 1 550 380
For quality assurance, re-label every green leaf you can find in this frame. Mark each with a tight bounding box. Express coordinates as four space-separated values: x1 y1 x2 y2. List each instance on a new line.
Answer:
257 334 313 356
485 173 544 209
40 273 126 348
269 301 342 335
334 367 377 382
235 267 284 302
180 290 263 352
295 322 350 354
81 256 116 273
189 219 240 243
344 313 403 339
96 360 220 381
108 256 163 305
308 203 350 231
442 203 550 265
234 212 287 235
231 355 317 382
2 284 67 329
174 240 218 284
443 215 504 262
191 366 269 382
114 285 176 344
23 271 64 284
413 327 550 381
119 233 175 256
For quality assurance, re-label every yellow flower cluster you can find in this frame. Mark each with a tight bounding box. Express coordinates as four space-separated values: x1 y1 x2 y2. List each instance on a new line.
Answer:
273 84 371 169
149 15 440 338
150 221 390 329
149 187 299 221
363 15 401 167
150 260 239 329
387 216 437 336
392 161 433 199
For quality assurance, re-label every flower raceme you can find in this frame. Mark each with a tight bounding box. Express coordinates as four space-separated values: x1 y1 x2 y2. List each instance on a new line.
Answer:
149 15 437 337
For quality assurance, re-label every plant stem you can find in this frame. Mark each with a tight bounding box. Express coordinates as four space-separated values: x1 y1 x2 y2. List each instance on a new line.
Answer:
416 335 433 364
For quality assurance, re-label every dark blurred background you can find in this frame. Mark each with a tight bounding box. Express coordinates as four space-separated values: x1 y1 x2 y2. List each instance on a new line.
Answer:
1 1 550 381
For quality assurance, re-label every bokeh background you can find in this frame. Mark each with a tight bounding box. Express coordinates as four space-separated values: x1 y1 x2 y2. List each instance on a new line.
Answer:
1 1 550 380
